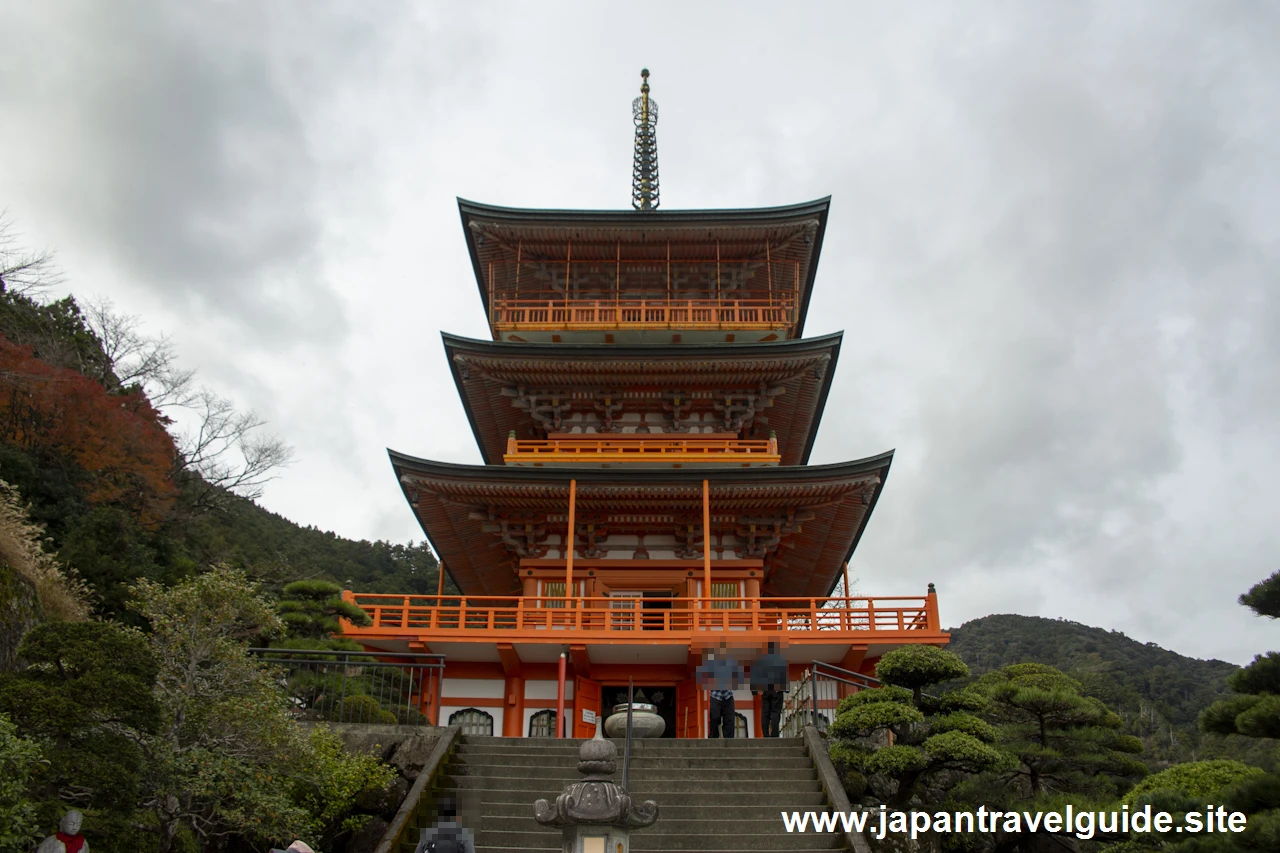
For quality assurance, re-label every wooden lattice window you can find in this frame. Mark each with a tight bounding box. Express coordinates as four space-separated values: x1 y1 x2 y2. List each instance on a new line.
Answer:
711 581 741 610
543 581 566 608
735 712 749 738
528 709 557 738
448 708 494 736
541 580 584 608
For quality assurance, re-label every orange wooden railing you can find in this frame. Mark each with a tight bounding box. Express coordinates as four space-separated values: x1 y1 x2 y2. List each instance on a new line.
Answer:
340 594 942 637
489 292 796 332
484 258 802 310
503 435 780 465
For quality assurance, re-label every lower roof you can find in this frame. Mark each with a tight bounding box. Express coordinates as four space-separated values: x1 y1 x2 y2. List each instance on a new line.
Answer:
390 450 892 599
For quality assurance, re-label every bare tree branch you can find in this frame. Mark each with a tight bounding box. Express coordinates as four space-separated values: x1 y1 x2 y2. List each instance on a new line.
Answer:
81 296 197 406
176 387 295 505
0 212 62 296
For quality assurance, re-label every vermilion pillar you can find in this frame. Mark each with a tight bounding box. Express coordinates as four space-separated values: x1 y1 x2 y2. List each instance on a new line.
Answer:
503 675 524 737
556 651 567 738
702 479 711 608
565 479 577 605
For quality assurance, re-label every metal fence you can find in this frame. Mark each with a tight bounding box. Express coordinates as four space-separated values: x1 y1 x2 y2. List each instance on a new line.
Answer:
249 648 445 726
781 660 882 737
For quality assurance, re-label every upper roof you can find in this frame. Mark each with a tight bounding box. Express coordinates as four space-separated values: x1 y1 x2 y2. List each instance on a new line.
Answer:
389 449 891 598
443 331 842 466
458 196 832 338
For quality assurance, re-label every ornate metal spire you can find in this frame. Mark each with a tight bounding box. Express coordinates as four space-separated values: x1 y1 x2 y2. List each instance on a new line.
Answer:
631 68 660 210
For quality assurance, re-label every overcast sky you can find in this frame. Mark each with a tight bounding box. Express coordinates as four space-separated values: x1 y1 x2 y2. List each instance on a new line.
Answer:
1 2 1277 665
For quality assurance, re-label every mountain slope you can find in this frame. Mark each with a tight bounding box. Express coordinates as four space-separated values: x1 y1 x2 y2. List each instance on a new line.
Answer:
946 614 1271 768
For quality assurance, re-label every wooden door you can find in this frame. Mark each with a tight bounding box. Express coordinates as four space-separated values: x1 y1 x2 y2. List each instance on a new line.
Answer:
676 678 700 739
573 676 602 738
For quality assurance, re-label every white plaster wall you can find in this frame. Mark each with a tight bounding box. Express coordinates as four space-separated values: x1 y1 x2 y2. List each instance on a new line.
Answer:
526 680 573 700
441 678 504 699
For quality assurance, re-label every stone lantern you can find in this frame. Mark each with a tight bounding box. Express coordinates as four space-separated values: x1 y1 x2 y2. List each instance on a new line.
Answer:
534 722 658 853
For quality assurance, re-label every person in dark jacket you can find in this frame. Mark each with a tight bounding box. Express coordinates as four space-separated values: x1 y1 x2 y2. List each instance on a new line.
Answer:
414 796 476 853
750 641 789 737
696 643 744 738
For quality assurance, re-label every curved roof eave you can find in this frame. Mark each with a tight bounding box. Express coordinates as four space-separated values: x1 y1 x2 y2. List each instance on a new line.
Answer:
457 196 832 336
386 447 893 597
442 330 844 464
387 447 892 486
457 195 832 223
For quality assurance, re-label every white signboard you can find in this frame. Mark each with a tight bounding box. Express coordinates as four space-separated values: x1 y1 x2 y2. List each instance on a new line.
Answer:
582 709 597 724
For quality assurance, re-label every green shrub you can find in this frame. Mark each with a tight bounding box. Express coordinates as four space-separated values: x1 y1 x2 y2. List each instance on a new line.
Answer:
1123 759 1266 806
325 694 396 725
836 685 913 715
830 701 923 739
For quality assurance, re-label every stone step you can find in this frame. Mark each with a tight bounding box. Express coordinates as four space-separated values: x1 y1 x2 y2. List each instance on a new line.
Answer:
475 791 830 810
455 753 814 769
440 775 822 793
416 734 849 853
477 815 811 834
455 742 803 753
461 737 804 750
472 830 842 850
471 845 839 850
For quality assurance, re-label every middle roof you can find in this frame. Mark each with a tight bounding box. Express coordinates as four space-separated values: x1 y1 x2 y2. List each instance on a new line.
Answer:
444 331 843 466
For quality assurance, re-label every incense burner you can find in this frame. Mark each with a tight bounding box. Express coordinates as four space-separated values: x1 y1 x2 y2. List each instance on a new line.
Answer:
604 703 665 738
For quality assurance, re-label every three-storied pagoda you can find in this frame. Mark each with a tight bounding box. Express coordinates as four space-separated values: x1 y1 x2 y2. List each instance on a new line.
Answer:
341 71 948 738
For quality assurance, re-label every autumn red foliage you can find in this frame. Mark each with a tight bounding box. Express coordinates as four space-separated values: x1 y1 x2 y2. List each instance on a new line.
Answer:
0 334 177 523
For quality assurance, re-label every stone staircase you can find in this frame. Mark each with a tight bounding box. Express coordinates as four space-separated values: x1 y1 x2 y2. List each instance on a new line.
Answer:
403 736 847 852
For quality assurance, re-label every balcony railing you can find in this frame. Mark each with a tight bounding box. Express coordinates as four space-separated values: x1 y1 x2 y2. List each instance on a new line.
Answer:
489 292 796 333
503 434 781 467
340 594 942 638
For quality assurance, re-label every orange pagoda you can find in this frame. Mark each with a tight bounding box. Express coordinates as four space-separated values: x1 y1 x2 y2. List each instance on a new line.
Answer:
340 70 948 738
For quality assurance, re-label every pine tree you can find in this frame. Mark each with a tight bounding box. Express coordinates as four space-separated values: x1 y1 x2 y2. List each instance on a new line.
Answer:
1172 570 1280 851
975 663 1146 800
828 645 1010 807
275 579 372 651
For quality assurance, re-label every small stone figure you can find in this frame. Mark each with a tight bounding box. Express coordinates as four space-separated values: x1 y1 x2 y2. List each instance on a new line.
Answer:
36 811 88 853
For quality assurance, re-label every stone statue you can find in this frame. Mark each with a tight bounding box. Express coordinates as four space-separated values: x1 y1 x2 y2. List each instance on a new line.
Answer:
36 811 88 853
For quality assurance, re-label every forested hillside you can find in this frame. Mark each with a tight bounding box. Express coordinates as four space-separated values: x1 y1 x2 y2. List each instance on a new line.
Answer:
0 221 457 853
0 245 452 621
946 614 1271 768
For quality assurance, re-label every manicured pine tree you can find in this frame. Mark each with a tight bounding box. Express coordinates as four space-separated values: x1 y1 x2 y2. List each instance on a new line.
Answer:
274 578 372 651
1177 569 1280 851
828 644 1010 808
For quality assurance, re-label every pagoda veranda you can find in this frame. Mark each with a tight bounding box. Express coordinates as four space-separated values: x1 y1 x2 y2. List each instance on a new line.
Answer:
339 71 947 739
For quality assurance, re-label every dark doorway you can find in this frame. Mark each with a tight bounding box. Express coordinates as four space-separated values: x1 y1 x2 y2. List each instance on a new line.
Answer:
642 591 673 630
602 684 677 738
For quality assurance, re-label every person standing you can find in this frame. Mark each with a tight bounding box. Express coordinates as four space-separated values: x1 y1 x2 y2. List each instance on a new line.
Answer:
696 643 743 738
709 684 735 738
750 641 789 738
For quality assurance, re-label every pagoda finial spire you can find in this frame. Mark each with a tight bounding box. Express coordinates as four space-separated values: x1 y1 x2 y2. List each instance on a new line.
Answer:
631 68 660 210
